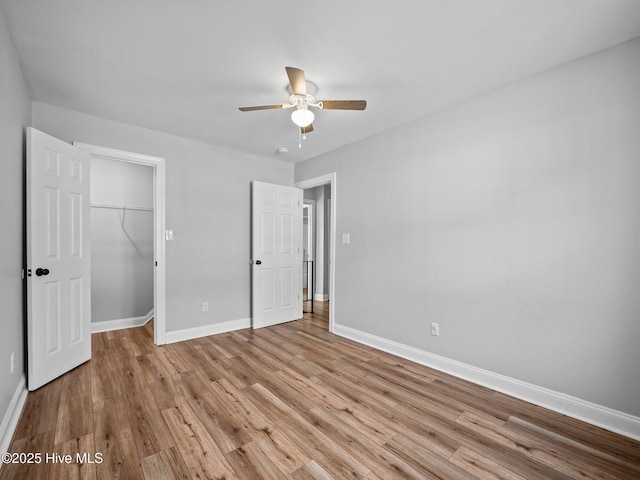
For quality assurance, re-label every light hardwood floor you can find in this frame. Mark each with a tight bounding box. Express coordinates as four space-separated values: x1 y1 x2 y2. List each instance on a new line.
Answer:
2 302 640 479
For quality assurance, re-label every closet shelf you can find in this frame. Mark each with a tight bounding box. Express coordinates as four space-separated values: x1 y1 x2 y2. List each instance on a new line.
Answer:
91 203 152 212
91 203 152 231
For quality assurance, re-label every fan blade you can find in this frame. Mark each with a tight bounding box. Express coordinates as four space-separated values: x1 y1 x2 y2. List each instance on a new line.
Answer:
285 67 306 96
321 100 367 110
301 124 313 134
239 104 283 112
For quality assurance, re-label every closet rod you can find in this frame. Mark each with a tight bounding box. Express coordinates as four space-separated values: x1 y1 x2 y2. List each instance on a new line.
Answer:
90 203 152 212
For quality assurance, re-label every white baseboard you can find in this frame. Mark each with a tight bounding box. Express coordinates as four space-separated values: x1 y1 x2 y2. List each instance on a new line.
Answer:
0 375 28 455
91 309 154 333
164 317 251 344
333 323 640 441
314 293 329 302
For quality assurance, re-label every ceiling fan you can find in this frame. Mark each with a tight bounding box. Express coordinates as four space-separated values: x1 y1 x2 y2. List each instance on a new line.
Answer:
239 67 367 137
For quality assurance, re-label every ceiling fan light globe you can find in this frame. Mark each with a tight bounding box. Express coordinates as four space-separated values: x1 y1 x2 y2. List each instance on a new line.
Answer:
291 108 314 127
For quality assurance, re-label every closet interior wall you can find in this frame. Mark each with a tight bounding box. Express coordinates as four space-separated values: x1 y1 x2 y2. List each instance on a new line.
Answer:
90 157 154 325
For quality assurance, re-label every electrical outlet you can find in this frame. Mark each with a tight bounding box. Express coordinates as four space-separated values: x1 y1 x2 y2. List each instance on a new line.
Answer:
202 302 208 312
10 352 15 373
430 322 440 336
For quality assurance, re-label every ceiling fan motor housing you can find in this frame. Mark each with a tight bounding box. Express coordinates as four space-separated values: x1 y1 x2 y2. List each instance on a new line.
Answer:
286 81 322 110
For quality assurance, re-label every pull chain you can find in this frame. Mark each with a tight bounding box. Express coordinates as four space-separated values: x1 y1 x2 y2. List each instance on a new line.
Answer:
297 129 308 149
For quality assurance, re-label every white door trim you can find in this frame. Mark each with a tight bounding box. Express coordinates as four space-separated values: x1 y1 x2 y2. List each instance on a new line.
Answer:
74 143 167 345
295 173 336 333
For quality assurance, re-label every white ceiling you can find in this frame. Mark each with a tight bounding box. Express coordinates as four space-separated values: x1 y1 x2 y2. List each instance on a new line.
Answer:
3 0 640 163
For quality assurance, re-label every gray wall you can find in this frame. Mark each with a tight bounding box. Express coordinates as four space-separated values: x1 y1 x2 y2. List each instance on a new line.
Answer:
91 158 154 323
295 37 640 418
0 8 31 431
32 102 294 333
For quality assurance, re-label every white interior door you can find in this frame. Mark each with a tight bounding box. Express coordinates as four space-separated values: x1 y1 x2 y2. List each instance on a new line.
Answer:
27 127 91 391
252 181 303 329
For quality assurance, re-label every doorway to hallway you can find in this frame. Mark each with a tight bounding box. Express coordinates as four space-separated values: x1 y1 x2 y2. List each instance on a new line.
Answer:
296 173 336 332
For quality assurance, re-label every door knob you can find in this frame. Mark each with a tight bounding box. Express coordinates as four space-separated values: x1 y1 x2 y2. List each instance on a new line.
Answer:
35 268 50 276
255 260 262 265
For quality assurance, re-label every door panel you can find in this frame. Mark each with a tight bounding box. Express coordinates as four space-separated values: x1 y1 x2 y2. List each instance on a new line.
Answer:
44 281 61 354
27 127 91 391
252 181 302 328
70 277 84 344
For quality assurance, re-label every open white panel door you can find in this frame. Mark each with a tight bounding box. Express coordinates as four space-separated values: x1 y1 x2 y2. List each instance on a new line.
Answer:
27 128 91 391
252 181 303 329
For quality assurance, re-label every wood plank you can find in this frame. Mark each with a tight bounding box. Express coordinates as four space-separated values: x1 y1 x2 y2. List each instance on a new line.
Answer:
178 373 250 453
224 441 287 480
136 352 184 410
449 446 528 480
214 355 258 389
205 378 309 474
161 403 238 480
93 398 145 480
49 433 97 480
55 362 93 445
0 429 55 480
495 392 640 465
91 347 123 409
277 368 396 445
246 383 371 480
315 369 398 412
305 406 429 480
155 345 193 381
175 344 228 384
384 433 477 480
391 403 570 480
241 334 296 364
122 384 176 459
505 415 640 479
202 331 246 359
139 452 179 480
139 448 192 480
455 411 622 480
127 324 155 357
10 375 63 439
288 460 336 480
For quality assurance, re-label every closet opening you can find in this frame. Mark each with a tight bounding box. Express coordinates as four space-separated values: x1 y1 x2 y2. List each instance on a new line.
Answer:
76 143 166 344
90 158 154 335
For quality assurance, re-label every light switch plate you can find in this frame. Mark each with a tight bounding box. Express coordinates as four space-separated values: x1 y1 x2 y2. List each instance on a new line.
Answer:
166 229 174 241
342 233 351 245
431 322 440 336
